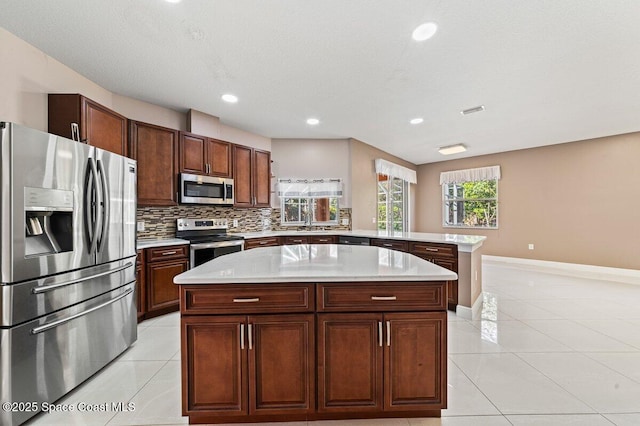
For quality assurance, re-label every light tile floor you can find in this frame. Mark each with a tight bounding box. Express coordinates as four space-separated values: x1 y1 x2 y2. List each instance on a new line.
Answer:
26 263 640 426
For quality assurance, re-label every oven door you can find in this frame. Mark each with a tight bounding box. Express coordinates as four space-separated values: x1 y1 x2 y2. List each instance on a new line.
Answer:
190 240 244 268
179 173 234 205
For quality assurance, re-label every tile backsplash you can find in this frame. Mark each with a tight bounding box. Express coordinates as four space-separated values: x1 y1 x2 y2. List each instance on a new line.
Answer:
137 206 352 239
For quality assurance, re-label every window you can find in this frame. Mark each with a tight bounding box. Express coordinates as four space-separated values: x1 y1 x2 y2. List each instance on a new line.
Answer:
377 174 408 231
281 197 339 226
441 166 500 229
277 178 342 226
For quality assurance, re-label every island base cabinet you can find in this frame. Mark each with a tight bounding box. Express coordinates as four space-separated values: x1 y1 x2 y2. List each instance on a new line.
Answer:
182 315 315 418
318 312 447 413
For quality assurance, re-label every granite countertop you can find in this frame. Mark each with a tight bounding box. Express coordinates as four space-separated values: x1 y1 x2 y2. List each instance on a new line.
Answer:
136 238 190 250
174 244 458 284
237 229 486 253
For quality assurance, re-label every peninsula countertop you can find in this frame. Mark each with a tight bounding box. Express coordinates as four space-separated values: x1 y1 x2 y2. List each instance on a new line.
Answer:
238 229 486 253
174 244 458 284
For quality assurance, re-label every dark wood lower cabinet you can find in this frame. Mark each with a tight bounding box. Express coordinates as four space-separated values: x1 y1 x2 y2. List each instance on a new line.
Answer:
180 281 447 423
317 314 383 412
318 312 446 413
182 314 315 418
147 259 188 313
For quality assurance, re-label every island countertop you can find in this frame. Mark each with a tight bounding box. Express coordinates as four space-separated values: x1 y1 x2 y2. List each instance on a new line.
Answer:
174 243 458 284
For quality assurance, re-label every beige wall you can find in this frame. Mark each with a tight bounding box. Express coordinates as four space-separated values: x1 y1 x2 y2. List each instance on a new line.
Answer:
416 132 640 270
271 138 351 208
350 138 417 231
0 27 269 149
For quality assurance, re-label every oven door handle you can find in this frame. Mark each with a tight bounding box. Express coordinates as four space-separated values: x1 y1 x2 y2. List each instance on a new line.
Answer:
190 240 245 249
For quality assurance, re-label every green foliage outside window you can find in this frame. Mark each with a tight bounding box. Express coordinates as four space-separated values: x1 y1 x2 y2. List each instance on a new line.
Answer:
444 179 497 228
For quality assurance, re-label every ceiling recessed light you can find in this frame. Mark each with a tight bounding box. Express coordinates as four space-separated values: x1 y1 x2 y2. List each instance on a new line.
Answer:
438 144 467 155
165 0 181 3
461 105 485 115
410 118 424 125
221 94 238 103
412 22 438 41
306 118 320 125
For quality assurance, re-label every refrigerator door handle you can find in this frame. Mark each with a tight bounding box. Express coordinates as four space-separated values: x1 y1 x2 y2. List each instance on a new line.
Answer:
32 262 133 294
96 159 110 253
30 287 134 335
84 158 100 254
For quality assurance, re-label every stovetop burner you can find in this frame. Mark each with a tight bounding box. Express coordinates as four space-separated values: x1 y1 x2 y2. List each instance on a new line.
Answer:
175 218 243 243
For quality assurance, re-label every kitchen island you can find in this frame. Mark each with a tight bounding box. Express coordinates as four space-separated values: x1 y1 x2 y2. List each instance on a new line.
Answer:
174 244 456 424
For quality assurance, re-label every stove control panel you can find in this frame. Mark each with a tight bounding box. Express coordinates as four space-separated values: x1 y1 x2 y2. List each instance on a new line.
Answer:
177 218 228 231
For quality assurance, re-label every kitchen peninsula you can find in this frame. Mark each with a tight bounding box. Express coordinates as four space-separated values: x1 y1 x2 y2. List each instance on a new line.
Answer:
174 244 456 424
241 230 486 315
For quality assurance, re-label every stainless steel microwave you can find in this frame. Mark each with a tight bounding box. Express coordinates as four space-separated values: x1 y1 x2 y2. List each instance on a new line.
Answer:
179 173 234 205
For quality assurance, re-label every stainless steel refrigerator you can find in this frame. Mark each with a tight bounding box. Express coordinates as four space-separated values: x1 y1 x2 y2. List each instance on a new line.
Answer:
0 122 137 426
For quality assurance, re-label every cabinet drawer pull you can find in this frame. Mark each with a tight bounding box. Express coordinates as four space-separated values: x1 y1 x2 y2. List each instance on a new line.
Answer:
383 243 393 247
292 239 303 243
371 296 397 301
422 247 438 252
318 239 329 242
161 251 177 256
386 321 391 347
233 298 260 303
378 321 383 347
259 241 268 245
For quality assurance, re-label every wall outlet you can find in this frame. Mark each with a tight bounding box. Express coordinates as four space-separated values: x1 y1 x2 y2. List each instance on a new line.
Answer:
233 219 239 227
528 243 534 250
137 221 145 232
341 218 349 226
372 217 376 224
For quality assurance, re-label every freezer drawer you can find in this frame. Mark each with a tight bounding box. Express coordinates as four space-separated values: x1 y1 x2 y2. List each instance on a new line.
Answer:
0 256 135 327
0 283 136 426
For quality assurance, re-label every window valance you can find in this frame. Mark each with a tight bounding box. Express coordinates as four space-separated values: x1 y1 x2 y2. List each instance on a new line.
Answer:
277 178 343 198
439 165 501 185
374 159 417 184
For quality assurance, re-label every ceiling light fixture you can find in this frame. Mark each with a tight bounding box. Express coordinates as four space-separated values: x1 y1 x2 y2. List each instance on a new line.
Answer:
221 94 238 103
409 118 424 124
165 0 182 3
461 105 485 115
412 22 438 41
306 118 320 125
438 144 467 155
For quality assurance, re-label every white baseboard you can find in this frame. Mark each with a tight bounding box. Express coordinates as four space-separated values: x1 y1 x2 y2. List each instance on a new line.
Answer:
455 304 472 320
483 255 640 285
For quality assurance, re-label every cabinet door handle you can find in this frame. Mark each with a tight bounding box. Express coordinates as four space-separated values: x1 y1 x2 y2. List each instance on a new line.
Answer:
233 298 260 303
371 296 397 301
161 251 177 256
240 323 245 350
378 321 383 347
248 323 253 350
386 321 391 347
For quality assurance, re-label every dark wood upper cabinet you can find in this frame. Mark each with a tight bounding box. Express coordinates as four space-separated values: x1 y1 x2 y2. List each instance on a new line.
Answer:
179 132 232 178
129 121 179 206
48 94 128 156
180 132 207 175
209 139 232 177
233 144 271 208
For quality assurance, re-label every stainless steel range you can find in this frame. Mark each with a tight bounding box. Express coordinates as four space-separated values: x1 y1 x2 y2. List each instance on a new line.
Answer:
176 218 244 268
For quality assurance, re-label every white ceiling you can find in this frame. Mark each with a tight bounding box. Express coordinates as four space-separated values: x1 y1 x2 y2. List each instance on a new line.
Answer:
2 0 640 164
